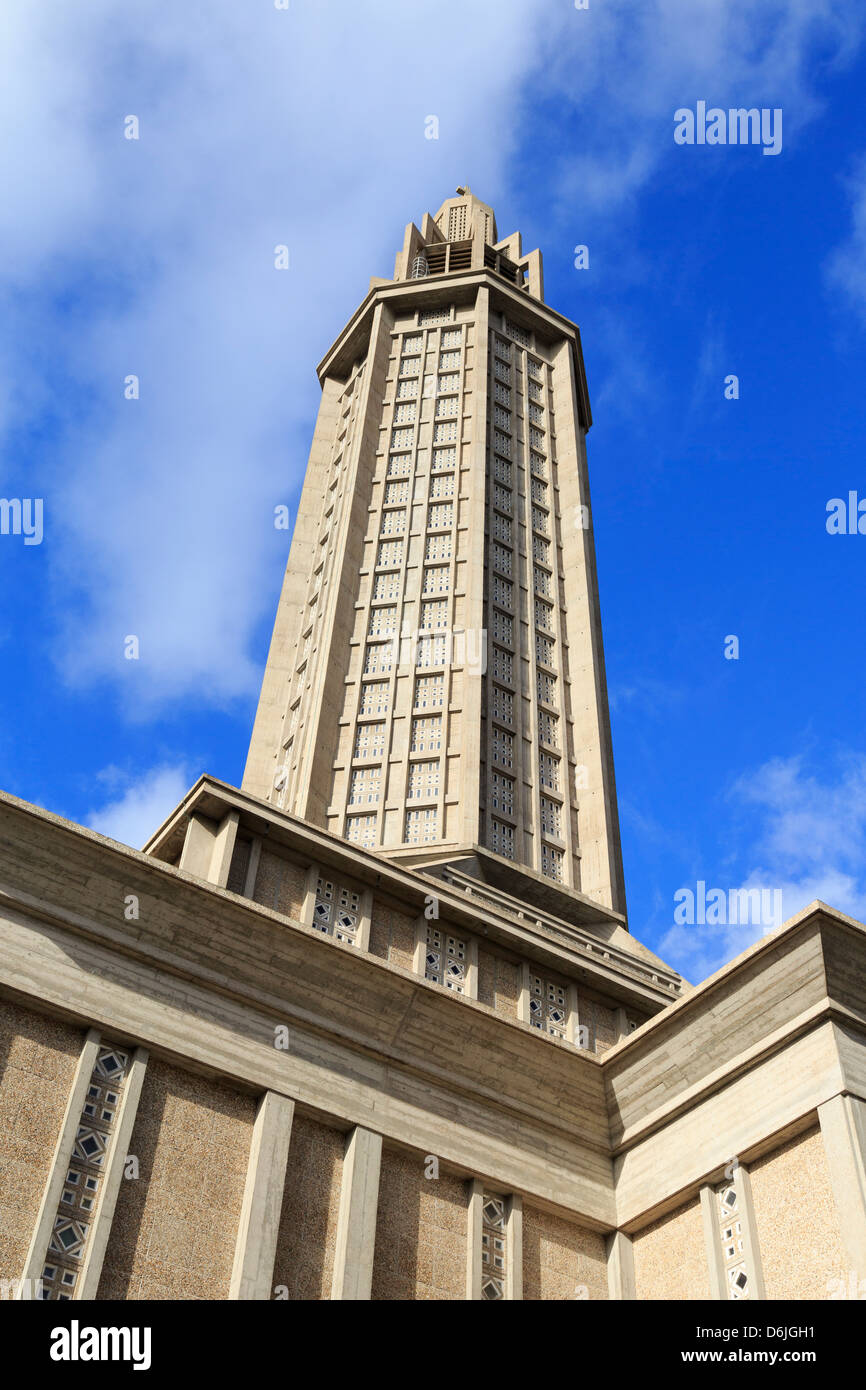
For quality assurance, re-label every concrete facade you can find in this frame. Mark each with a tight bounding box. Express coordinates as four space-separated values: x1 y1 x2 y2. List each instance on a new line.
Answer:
2 192 865 1302
0 781 865 1301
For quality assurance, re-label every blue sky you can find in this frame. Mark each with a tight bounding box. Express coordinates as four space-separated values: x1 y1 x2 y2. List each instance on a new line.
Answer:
2 0 866 984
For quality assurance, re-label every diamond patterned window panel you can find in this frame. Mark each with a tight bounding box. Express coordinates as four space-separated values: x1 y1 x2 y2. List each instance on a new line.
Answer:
716 1182 750 1299
506 321 530 347
491 685 514 725
534 599 554 633
491 609 513 645
532 536 550 566
42 1045 131 1299
528 975 568 1038
489 817 515 859
376 539 403 569
313 875 362 944
345 814 377 847
414 673 445 709
425 925 467 992
433 420 458 444
541 843 564 882
441 329 462 349
359 681 389 716
425 532 452 563
491 646 513 683
405 806 438 843
492 576 513 610
422 565 450 596
540 795 561 836
492 542 512 577
481 1195 508 1299
537 672 557 706
493 483 512 514
538 710 559 748
380 508 406 536
494 358 511 384
430 473 454 499
416 634 447 669
493 455 512 486
428 502 453 530
368 605 397 637
432 447 456 473
364 642 393 676
447 206 467 240
348 766 380 806
532 504 550 535
407 759 440 800
419 306 453 326
354 722 386 760
534 567 552 599
539 752 560 791
490 771 515 816
421 598 448 631
384 479 409 505
440 350 461 371
437 372 460 395
411 715 442 753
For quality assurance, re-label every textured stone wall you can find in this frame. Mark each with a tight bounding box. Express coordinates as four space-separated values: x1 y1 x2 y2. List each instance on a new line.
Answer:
251 849 307 919
0 1001 82 1286
371 1147 468 1300
370 902 416 971
579 992 617 1055
97 1058 254 1300
633 1197 711 1300
226 838 251 895
523 1205 608 1300
477 948 520 1019
749 1127 846 1299
271 1112 344 1299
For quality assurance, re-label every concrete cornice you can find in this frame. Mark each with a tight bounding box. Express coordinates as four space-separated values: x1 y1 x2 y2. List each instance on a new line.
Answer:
603 903 866 1224
312 270 592 428
0 790 611 1145
140 775 678 1007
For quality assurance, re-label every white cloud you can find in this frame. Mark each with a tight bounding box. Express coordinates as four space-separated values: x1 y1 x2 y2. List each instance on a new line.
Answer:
658 751 866 982
826 156 866 317
1 0 860 713
535 0 862 218
85 763 191 850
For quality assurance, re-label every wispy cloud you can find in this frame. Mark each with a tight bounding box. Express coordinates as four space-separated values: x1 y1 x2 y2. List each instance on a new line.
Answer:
535 0 863 219
2 0 861 719
826 155 866 319
85 762 191 850
0 0 542 711
657 749 866 982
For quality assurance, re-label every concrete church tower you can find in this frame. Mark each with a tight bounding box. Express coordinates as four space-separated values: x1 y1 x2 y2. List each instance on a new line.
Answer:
244 188 625 917
3 191 862 1308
